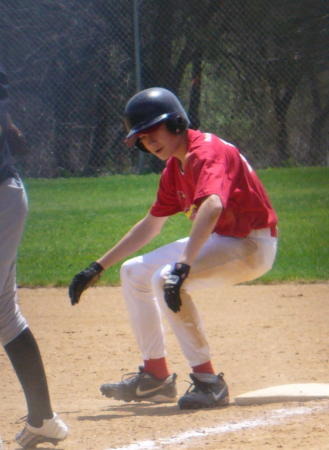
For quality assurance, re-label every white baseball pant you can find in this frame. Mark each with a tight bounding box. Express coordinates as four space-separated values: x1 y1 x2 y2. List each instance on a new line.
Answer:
120 228 278 367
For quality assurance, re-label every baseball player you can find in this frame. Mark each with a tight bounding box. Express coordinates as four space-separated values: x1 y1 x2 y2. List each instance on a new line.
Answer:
0 64 68 447
69 87 278 409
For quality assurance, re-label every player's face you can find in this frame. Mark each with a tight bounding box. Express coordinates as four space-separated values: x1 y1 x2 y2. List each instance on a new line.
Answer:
138 123 185 161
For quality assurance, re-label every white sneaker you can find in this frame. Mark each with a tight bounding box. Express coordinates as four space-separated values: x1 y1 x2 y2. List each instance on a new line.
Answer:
0 436 4 450
16 413 68 448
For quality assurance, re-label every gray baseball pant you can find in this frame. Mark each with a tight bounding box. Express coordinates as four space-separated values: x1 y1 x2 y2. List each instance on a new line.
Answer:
0 177 28 346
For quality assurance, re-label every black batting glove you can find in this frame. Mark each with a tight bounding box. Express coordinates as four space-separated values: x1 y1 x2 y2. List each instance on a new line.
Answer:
163 263 190 313
69 261 104 305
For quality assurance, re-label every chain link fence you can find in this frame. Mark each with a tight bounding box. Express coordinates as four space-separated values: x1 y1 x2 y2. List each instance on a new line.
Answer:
1 0 328 177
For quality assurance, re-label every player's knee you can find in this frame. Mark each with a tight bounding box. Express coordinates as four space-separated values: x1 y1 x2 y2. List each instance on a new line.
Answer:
120 256 146 285
0 301 28 346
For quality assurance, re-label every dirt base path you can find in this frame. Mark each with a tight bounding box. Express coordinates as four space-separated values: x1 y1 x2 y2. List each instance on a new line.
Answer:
1 283 329 449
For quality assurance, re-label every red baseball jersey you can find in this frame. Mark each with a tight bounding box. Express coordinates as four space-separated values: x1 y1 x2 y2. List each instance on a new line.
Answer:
150 129 278 238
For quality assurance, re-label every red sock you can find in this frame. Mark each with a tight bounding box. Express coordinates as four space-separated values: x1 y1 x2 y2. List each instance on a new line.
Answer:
192 361 215 375
143 357 170 380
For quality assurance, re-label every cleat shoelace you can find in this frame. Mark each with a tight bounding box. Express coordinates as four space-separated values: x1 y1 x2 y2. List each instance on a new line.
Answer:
120 371 143 385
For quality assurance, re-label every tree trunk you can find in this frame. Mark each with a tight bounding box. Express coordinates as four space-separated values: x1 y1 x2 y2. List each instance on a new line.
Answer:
308 72 329 165
85 82 110 174
188 50 203 129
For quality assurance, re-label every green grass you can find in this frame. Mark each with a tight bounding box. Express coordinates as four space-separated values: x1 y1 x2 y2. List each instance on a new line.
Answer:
257 167 329 282
17 167 329 286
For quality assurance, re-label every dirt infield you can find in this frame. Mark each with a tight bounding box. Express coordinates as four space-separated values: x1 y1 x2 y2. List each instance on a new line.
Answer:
1 283 329 449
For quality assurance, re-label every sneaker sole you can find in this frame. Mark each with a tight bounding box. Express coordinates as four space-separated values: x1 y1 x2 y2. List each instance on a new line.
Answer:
178 394 230 410
16 434 65 448
101 389 177 403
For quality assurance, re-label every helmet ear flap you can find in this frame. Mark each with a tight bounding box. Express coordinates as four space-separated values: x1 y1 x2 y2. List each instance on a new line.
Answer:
166 115 187 134
135 138 150 153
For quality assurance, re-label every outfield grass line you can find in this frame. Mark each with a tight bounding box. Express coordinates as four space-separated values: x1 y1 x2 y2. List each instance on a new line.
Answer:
104 402 329 450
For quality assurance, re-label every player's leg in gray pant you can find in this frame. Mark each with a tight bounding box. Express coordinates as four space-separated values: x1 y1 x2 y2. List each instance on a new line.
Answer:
0 177 28 346
0 177 68 447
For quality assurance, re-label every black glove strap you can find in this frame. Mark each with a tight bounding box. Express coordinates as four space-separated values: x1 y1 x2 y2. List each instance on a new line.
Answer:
172 262 190 280
89 261 104 274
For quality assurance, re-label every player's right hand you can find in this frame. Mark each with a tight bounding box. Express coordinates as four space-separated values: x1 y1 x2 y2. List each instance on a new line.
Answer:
69 261 104 305
163 263 190 313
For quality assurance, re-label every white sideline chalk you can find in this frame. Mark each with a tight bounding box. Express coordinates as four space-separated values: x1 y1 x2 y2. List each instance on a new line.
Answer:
104 403 329 450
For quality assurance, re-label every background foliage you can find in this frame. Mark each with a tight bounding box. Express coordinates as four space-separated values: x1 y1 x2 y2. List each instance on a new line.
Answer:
1 0 328 176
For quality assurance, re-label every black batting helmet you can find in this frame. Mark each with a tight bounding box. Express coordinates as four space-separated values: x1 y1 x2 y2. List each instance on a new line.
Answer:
124 87 190 151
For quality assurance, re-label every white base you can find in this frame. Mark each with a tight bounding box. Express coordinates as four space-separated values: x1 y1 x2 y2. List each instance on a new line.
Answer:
234 383 329 405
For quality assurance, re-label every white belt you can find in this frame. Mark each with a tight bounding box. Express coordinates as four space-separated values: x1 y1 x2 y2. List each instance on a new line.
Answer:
248 227 278 238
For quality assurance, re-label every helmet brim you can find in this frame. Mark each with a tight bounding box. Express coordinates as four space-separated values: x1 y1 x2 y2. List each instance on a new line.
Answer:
124 113 170 147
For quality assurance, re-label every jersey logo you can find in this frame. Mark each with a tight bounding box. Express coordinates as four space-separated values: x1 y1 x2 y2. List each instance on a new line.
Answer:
184 204 197 220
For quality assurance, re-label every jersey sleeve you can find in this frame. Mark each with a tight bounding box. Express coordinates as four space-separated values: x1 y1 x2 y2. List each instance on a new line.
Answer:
150 165 182 217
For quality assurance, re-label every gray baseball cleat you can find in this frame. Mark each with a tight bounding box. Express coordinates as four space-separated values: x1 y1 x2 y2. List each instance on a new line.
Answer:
100 367 177 403
178 372 229 409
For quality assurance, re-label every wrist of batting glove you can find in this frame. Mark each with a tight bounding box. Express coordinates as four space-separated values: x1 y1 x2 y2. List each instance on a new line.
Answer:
69 261 104 306
163 263 190 313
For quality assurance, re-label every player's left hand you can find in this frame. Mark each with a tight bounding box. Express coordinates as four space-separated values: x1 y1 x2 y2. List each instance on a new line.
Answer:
69 261 104 305
163 263 190 313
